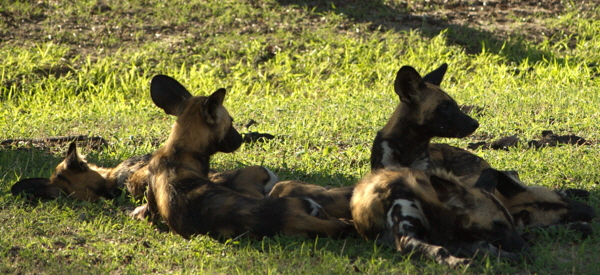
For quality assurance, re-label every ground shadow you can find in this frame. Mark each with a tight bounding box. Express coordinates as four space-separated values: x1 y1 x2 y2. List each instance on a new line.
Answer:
276 0 561 64
0 147 63 195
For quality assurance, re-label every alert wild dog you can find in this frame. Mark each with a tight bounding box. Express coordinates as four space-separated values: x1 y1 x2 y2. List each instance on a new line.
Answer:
132 75 350 239
351 167 528 267
268 180 354 219
11 143 279 202
370 63 480 171
370 63 595 229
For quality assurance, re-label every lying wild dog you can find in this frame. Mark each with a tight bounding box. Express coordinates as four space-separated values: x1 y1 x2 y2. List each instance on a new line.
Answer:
370 63 595 229
351 167 529 267
473 168 595 229
11 144 149 202
131 75 350 239
268 180 354 219
11 142 278 202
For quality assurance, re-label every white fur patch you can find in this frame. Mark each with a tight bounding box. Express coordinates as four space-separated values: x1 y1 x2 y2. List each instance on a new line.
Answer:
380 141 396 168
262 167 279 195
386 199 429 236
304 198 323 217
129 204 149 220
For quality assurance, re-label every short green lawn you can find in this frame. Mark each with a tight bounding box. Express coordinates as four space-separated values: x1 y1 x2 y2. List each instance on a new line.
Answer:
1 0 599 274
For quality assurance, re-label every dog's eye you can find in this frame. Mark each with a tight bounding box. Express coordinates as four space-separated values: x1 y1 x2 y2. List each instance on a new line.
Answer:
439 102 449 110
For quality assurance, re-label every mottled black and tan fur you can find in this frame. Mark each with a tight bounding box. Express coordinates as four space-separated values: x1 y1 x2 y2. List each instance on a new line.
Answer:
370 64 595 229
269 180 354 219
351 167 528 267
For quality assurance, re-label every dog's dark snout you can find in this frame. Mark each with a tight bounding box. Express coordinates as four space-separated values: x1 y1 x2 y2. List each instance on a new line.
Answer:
470 120 479 130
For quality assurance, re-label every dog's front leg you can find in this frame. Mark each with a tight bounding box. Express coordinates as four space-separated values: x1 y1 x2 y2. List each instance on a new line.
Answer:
447 241 530 262
394 234 471 268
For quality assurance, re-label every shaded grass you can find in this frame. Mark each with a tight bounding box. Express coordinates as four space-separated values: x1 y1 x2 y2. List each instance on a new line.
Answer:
1 0 599 274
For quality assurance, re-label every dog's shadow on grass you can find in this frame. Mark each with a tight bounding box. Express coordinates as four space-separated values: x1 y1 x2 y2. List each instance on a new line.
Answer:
271 167 360 187
276 0 561 64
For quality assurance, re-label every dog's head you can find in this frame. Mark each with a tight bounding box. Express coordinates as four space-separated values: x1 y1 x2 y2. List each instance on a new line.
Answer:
150 75 243 155
11 142 117 201
430 169 526 252
482 168 596 227
382 64 479 139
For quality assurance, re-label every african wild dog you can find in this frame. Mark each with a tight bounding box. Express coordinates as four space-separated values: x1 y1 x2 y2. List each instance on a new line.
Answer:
131 75 350 239
474 168 595 229
370 63 479 171
370 63 595 229
11 143 150 202
351 167 528 267
11 143 279 202
268 180 354 219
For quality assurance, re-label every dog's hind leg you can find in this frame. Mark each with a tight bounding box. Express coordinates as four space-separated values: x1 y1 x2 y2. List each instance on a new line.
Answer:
210 166 279 198
280 198 353 238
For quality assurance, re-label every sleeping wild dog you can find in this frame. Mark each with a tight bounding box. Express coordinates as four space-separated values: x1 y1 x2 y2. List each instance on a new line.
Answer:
370 63 595 229
11 143 278 202
131 75 350 239
351 167 528 267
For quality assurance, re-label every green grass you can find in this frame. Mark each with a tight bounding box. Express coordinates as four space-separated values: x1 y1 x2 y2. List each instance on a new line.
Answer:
1 0 599 273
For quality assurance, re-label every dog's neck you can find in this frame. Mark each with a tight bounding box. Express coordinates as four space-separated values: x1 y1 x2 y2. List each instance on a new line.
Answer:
73 164 125 200
154 124 214 178
371 114 432 171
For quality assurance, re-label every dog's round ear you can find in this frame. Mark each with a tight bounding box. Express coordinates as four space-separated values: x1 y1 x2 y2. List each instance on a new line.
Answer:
202 88 227 125
472 168 498 193
422 63 448 86
430 175 467 209
11 178 62 199
494 170 528 198
65 142 88 172
150 75 193 116
394 66 426 105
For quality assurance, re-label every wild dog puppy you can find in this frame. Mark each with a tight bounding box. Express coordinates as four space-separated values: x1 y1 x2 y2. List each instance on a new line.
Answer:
132 75 349 239
351 167 528 267
269 180 354 219
370 64 595 229
11 143 278 201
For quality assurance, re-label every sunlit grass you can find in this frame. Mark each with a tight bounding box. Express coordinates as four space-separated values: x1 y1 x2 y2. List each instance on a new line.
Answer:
1 0 599 274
